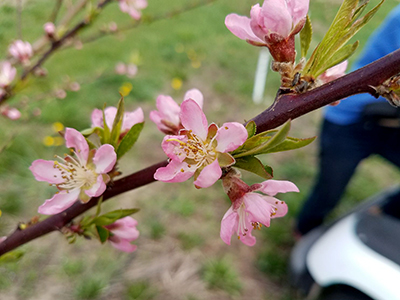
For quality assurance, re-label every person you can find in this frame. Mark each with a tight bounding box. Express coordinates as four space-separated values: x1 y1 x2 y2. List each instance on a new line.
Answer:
296 5 400 236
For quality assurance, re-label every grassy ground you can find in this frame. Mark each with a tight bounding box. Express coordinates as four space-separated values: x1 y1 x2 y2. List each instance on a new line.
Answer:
1 0 400 299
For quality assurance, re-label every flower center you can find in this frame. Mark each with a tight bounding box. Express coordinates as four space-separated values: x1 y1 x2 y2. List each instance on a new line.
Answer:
53 152 97 191
169 131 217 169
236 203 262 240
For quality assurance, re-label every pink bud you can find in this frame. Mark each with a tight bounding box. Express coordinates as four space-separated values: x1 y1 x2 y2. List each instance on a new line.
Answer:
115 62 126 75
44 22 56 37
55 89 67 99
8 40 33 65
1 105 21 120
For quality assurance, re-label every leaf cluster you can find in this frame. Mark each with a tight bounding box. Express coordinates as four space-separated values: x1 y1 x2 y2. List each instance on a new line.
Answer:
231 121 315 179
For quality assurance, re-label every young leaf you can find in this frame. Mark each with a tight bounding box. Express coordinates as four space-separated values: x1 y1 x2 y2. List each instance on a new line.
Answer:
234 156 273 179
110 97 125 147
96 225 109 244
116 122 144 159
93 208 140 226
300 15 313 58
260 136 316 154
233 120 291 158
323 41 359 71
0 249 24 264
245 121 257 138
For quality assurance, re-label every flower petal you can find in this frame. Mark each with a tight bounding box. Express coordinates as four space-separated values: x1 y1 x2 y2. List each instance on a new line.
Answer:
91 109 103 128
85 175 106 197
215 122 248 152
122 107 144 132
154 160 195 183
254 179 299 196
263 196 288 218
287 0 309 27
93 144 116 174
183 88 204 109
225 13 264 44
193 159 222 188
161 134 188 161
38 189 80 215
155 95 181 126
220 206 237 245
109 236 138 252
258 0 292 38
243 193 273 227
106 217 139 240
65 128 89 163
180 99 208 141
104 107 118 129
29 159 64 184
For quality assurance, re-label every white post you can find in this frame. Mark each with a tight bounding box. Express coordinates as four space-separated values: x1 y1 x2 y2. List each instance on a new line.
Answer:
252 48 270 104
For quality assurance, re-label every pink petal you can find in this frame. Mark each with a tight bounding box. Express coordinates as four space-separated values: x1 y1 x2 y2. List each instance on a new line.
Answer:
154 95 181 126
239 229 257 246
180 99 208 141
109 236 138 252
287 0 309 27
65 128 89 163
122 107 144 132
104 107 118 129
243 193 273 227
255 179 299 196
38 189 80 215
154 160 195 183
161 134 188 161
225 13 264 44
215 122 248 152
29 159 64 184
85 175 106 197
93 144 116 173
183 88 204 109
220 207 237 245
254 0 292 39
91 109 103 127
107 217 139 240
263 196 288 218
193 159 222 188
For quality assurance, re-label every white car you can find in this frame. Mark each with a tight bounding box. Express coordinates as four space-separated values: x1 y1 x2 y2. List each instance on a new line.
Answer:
289 187 400 300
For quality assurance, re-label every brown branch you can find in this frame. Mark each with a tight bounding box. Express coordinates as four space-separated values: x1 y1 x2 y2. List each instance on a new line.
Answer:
1 48 400 256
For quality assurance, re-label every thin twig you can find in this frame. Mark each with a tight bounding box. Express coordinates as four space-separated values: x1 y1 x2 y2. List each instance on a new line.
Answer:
49 0 64 23
1 48 400 256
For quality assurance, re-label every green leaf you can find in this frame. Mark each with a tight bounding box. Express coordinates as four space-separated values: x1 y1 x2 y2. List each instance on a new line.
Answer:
300 15 312 58
93 208 140 226
322 41 359 72
0 249 24 264
304 0 384 78
96 225 109 244
116 122 144 159
234 156 273 179
245 121 257 138
95 196 103 217
80 127 97 136
110 97 125 147
260 136 316 154
233 120 291 158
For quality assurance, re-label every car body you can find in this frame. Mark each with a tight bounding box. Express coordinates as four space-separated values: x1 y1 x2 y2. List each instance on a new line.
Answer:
289 187 400 300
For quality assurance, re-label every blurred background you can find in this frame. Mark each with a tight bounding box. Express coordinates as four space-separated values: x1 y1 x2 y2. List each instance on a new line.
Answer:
0 0 400 299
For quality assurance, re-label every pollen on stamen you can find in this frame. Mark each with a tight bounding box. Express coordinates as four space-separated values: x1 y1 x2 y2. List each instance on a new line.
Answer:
224 126 228 130
180 168 184 172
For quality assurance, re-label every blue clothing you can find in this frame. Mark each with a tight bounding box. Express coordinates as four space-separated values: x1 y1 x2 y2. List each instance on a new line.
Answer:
296 6 400 235
324 4 400 125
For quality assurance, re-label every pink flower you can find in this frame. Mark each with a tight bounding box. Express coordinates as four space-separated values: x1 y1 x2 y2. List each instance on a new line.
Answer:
44 22 56 37
114 63 138 78
318 60 348 84
0 105 21 120
149 88 204 135
30 128 117 215
154 99 248 188
91 106 144 135
8 40 33 65
105 216 139 252
0 61 16 88
220 173 299 246
225 0 309 62
118 0 148 20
